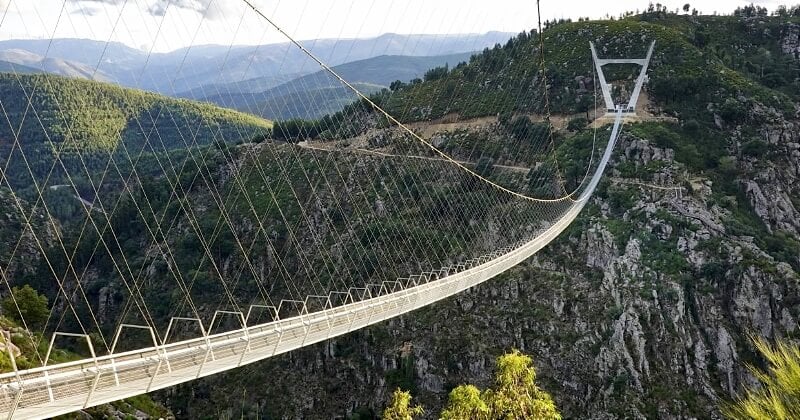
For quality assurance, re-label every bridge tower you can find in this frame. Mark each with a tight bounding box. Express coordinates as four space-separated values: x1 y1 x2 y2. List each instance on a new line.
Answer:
590 41 655 116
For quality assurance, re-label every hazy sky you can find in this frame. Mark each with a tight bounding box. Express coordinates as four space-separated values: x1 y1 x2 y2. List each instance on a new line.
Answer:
0 0 790 53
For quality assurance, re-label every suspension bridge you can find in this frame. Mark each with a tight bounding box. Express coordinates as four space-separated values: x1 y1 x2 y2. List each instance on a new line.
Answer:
0 0 654 417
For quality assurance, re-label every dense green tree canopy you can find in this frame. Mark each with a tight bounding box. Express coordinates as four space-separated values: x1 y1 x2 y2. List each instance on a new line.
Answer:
390 350 561 419
382 389 424 420
1 285 49 330
440 385 488 420
483 350 561 420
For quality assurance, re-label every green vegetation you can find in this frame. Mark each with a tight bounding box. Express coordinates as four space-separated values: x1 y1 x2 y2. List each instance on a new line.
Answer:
386 353 417 393
382 389 424 420
567 117 589 132
723 337 800 420
53 394 172 420
0 73 271 192
392 18 790 121
386 350 561 420
626 122 728 173
0 73 270 151
1 285 48 330
480 350 560 419
3 5 800 419
278 10 800 155
2 139 535 338
441 385 489 419
0 313 85 372
0 290 170 416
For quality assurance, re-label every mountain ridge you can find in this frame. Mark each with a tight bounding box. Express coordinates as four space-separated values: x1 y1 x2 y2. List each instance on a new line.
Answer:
0 32 513 95
192 52 475 120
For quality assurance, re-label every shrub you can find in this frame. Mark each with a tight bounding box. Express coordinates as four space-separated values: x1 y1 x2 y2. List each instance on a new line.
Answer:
567 117 589 132
382 389 424 420
423 65 449 82
719 98 748 124
475 157 495 177
741 140 768 158
441 385 488 420
485 350 561 419
1 285 49 330
440 350 561 420
683 119 700 132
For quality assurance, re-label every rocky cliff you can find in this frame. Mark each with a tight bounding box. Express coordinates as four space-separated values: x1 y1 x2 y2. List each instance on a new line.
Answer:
155 116 799 418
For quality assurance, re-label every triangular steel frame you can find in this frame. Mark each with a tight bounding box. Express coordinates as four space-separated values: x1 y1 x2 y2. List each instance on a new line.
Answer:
590 41 655 116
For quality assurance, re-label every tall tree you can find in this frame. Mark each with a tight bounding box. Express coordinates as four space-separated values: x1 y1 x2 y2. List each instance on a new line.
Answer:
382 388 424 420
440 385 489 420
440 350 561 420
1 285 49 329
485 350 561 419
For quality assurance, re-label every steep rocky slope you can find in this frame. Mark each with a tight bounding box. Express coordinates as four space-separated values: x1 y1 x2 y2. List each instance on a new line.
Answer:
155 119 799 418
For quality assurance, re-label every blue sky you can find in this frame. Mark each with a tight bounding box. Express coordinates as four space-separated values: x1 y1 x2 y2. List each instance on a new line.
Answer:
0 0 791 52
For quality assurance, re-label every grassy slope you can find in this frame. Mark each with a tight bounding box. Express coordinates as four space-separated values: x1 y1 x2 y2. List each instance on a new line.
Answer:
0 73 272 152
0 72 273 196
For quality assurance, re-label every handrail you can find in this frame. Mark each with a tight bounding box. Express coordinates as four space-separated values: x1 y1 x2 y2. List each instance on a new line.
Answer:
0 111 623 420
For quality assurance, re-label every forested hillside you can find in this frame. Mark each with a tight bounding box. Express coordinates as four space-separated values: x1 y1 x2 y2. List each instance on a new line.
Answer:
0 73 271 151
0 73 271 196
307 11 795 129
195 53 474 120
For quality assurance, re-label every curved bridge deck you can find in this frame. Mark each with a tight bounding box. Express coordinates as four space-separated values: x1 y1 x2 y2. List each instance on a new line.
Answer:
0 112 622 420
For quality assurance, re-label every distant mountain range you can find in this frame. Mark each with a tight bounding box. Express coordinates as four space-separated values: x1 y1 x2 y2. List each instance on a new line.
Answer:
0 59 42 75
0 33 512 120
0 32 511 91
0 48 114 81
193 52 475 120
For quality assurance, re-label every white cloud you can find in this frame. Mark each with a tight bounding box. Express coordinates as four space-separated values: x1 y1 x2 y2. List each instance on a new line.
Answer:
68 0 126 5
66 0 236 20
0 0 793 53
72 5 101 16
66 0 123 17
147 0 238 20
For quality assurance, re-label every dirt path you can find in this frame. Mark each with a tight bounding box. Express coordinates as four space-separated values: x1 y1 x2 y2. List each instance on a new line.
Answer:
297 141 530 173
48 184 106 214
297 90 675 175
608 177 684 194
589 92 679 128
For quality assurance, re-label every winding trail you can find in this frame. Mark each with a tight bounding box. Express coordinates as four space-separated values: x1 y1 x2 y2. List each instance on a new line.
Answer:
47 185 106 215
296 141 531 173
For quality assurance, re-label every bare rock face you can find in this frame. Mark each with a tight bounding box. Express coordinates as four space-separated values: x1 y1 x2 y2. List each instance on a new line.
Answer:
583 223 617 268
743 177 800 234
622 137 675 165
97 285 113 324
713 326 738 395
781 23 800 58
0 330 20 358
373 199 387 217
0 189 58 279
596 309 650 393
